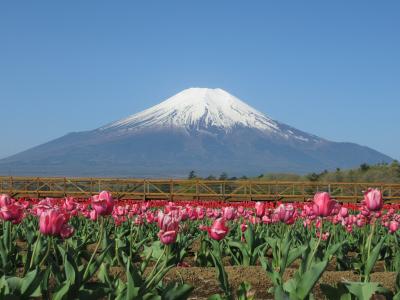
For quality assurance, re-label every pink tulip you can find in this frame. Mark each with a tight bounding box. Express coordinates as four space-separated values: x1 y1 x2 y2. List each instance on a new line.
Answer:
90 210 98 221
262 215 271 224
255 202 265 217
39 209 67 236
63 197 77 211
275 204 296 224
363 188 383 211
389 220 399 233
339 207 349 218
207 218 229 240
223 207 235 221
312 192 336 217
157 211 180 245
91 191 114 216
158 230 178 245
0 194 12 207
0 203 23 224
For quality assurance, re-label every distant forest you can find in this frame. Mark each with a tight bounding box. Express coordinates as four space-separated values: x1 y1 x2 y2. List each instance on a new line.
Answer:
188 161 400 183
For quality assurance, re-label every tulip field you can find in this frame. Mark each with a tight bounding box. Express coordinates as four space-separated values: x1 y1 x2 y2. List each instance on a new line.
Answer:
0 189 399 299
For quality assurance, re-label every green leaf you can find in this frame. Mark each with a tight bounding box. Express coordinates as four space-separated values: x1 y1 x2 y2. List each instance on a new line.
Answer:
295 260 328 299
82 244 112 283
287 245 306 269
20 267 43 297
365 236 386 278
5 277 22 294
394 291 400 300
210 242 230 297
244 223 255 252
320 283 348 300
97 263 112 287
236 282 255 300
324 241 345 261
344 281 386 300
126 259 140 299
162 283 194 300
207 294 224 300
52 280 73 300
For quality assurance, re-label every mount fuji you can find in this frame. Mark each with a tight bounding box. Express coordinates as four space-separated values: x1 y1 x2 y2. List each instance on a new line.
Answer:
0 88 392 177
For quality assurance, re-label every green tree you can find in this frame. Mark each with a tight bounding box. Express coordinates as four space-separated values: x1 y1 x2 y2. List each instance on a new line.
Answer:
360 163 370 172
307 173 320 182
219 172 228 180
188 170 197 180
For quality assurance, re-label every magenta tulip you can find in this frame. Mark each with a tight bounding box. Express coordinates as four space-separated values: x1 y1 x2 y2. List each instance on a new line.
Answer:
0 194 12 207
223 207 235 220
339 207 349 218
275 204 296 224
312 192 336 217
207 218 229 241
0 203 23 224
157 211 180 245
255 202 264 217
39 209 67 236
60 224 75 239
91 191 114 216
363 188 383 211
389 220 399 234
158 230 178 245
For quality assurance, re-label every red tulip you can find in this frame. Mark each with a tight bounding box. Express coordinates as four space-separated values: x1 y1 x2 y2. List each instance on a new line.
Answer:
207 218 229 240
363 188 383 211
39 209 67 236
312 192 336 217
60 224 75 239
91 191 114 216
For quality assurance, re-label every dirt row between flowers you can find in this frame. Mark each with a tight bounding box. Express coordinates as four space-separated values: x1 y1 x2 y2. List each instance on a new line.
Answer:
103 265 396 299
163 267 396 299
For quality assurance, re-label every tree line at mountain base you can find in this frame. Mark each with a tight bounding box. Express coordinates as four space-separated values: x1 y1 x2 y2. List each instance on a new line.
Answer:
187 161 400 183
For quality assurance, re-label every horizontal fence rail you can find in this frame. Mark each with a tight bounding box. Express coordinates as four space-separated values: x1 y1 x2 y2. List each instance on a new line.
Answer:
1 176 400 203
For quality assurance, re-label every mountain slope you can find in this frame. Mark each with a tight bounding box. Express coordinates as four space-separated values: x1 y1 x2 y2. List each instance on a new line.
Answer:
0 88 392 177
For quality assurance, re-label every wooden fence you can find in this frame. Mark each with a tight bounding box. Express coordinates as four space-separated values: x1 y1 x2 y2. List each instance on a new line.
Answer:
1 176 400 203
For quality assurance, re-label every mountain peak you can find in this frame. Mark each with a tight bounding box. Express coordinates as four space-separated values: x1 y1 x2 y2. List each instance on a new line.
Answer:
100 87 280 132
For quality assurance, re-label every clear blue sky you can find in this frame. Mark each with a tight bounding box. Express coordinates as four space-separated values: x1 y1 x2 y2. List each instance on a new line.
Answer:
1 1 399 160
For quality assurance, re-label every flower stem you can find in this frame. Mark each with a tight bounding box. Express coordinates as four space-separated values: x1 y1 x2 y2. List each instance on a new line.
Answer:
39 236 52 268
307 218 323 271
83 217 104 280
145 245 168 289
29 234 41 270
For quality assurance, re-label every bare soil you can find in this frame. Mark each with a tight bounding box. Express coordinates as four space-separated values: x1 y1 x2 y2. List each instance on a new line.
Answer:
164 266 396 300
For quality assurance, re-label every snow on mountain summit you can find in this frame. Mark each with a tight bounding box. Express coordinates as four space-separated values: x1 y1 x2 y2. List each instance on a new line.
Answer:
101 88 281 132
99 88 317 143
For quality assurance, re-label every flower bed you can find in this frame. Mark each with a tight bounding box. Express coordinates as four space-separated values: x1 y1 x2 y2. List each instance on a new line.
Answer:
0 189 399 299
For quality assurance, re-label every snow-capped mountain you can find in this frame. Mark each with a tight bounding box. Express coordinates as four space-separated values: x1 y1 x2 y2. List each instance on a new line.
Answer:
102 88 282 133
0 88 392 177
99 88 319 143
